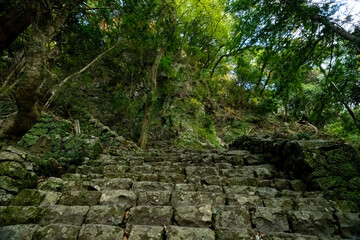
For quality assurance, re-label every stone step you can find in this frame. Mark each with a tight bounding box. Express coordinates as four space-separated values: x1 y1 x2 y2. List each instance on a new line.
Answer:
2 147 359 240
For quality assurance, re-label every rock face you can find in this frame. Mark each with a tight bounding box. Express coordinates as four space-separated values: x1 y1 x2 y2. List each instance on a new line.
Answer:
0 145 359 239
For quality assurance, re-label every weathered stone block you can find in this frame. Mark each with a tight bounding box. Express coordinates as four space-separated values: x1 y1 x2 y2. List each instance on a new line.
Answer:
0 161 28 179
128 206 173 226
39 191 62 206
254 164 278 179
78 224 124 240
227 177 266 187
100 190 136 208
227 194 263 207
281 190 303 198
61 173 87 181
132 181 173 192
39 205 89 226
137 191 171 206
0 152 23 163
103 165 129 175
185 166 219 177
335 212 360 238
244 154 265 165
85 205 126 225
212 206 251 228
38 177 64 191
0 224 39 240
197 185 223 193
0 189 14 206
61 180 88 192
294 198 334 213
138 174 159 182
171 191 226 207
11 189 45 206
59 191 101 206
166 226 215 240
263 198 293 210
215 228 257 240
252 207 289 233
202 176 228 186
269 179 290 190
288 210 336 239
129 165 154 174
0 206 42 226
33 224 80 240
89 178 132 191
175 184 196 191
265 232 319 240
158 173 187 184
0 176 19 193
174 205 212 227
154 165 184 174
128 225 164 240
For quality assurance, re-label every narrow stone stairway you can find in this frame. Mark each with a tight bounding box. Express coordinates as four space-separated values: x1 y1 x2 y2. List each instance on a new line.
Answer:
0 147 359 239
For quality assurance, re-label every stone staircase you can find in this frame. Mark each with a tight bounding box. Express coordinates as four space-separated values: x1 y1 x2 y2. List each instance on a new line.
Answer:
1 147 359 240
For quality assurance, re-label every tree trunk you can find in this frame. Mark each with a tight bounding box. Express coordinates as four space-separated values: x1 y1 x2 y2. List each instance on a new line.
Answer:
330 81 360 131
0 1 38 53
0 1 83 144
138 48 164 149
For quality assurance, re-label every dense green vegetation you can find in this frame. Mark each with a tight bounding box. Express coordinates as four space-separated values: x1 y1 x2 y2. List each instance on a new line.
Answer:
0 0 359 150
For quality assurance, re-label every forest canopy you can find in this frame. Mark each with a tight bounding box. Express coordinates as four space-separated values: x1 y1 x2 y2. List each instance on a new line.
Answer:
0 0 359 148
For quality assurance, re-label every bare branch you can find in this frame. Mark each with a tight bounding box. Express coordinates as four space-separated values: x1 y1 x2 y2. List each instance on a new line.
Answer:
44 41 120 109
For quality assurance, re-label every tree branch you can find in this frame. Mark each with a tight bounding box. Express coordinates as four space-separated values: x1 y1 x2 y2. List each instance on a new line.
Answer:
44 41 119 109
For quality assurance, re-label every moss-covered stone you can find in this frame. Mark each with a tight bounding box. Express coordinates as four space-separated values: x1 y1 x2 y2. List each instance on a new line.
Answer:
0 175 19 193
11 189 45 206
0 161 28 179
308 167 328 180
328 163 359 181
38 177 64 191
0 206 43 226
333 200 359 213
312 176 347 190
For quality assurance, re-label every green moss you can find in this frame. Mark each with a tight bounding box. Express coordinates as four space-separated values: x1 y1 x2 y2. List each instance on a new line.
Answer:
349 177 360 191
324 188 360 209
328 163 359 180
0 161 28 179
0 206 42 226
0 176 19 193
11 189 45 206
333 200 359 213
18 172 37 189
309 167 328 179
325 146 358 165
312 176 347 190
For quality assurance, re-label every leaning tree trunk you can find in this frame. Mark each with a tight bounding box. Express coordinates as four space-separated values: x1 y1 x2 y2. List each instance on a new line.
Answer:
331 81 360 132
0 1 38 53
0 1 83 144
138 48 164 149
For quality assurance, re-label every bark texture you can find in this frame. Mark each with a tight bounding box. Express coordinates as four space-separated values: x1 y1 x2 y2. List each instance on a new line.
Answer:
138 48 165 149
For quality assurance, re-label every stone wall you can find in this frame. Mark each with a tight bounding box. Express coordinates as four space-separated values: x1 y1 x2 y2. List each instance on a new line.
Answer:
230 136 360 210
0 146 37 205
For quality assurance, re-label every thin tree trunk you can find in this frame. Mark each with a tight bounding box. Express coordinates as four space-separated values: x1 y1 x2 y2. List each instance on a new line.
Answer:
210 54 229 77
330 81 360 131
138 48 164 149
